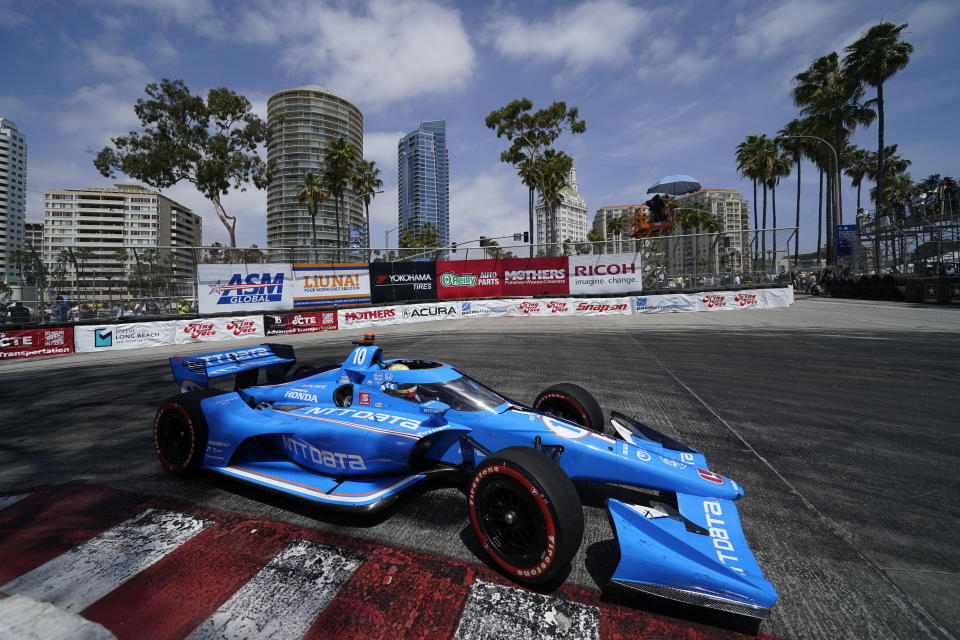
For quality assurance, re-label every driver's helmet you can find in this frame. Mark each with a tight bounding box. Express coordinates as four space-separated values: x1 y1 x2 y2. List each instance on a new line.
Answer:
386 363 418 400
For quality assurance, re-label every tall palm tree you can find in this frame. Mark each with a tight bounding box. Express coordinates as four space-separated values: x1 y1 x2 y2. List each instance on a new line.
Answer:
296 172 328 261
322 137 359 255
844 22 913 271
843 145 873 211
350 159 383 253
607 215 625 254
777 119 810 268
538 150 573 256
736 135 767 266
766 152 792 272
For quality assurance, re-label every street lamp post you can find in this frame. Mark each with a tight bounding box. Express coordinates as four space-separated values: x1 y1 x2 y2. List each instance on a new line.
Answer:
776 134 840 268
340 190 383 260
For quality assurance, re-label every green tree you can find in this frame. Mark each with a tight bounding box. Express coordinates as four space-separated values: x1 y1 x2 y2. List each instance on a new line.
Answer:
777 119 811 267
766 152 792 270
296 172 328 261
322 137 359 254
843 145 873 211
537 150 574 256
586 227 604 254
241 245 266 264
485 98 586 257
844 22 913 272
94 78 271 247
351 159 383 251
736 135 766 264
607 215 625 254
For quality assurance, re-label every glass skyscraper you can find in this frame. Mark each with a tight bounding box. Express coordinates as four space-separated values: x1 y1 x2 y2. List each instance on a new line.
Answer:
397 120 449 247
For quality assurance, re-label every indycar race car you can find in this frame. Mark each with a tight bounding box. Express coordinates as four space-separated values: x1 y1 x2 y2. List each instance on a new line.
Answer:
154 335 778 618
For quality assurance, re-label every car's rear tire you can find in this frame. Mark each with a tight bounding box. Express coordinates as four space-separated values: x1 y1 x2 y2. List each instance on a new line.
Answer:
468 446 584 586
533 383 607 434
154 389 222 473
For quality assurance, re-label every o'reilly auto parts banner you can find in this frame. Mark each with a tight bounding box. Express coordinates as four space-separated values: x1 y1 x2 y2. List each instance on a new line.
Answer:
74 322 175 353
501 257 568 296
292 263 370 308
264 311 338 336
197 263 292 314
436 259 504 300
569 252 642 294
175 316 264 344
1 327 74 359
369 262 436 303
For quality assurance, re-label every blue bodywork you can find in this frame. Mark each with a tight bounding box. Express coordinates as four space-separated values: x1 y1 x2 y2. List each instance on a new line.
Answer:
166 342 778 618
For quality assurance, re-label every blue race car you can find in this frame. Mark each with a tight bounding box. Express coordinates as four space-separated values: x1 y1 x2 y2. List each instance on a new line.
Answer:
154 335 778 618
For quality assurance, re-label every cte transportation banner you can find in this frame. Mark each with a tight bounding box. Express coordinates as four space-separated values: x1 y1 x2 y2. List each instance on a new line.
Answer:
74 322 175 353
569 253 642 294
197 264 292 315
175 316 264 344
0 327 74 359
369 262 436 303
292 263 370 308
264 311 338 336
633 287 794 313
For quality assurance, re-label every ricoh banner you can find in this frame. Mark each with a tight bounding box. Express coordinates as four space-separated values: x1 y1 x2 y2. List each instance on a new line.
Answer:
569 253 642 294
633 287 794 313
175 316 264 344
197 264 292 315
74 321 176 353
292 263 370 308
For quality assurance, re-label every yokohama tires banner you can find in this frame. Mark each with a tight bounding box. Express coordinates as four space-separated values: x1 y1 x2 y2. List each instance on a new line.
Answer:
1 327 74 359
264 311 338 336
569 253 642 294
369 262 436 303
175 316 264 344
74 322 176 353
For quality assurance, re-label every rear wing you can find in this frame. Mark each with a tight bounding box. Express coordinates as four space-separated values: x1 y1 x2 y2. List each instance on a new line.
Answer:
170 344 296 392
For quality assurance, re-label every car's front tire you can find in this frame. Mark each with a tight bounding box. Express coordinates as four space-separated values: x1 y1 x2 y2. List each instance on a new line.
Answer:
467 446 584 586
533 383 607 434
154 389 221 473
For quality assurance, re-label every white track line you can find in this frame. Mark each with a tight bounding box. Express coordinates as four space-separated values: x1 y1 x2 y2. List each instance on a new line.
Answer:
186 539 363 640
1 508 210 612
454 580 600 640
0 494 28 511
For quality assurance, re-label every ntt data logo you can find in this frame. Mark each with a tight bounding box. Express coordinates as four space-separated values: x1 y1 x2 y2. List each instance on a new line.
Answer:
635 297 649 309
209 273 284 305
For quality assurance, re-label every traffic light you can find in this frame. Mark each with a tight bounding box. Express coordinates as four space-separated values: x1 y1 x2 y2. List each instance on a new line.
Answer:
451 242 457 253
523 231 529 243
645 195 665 223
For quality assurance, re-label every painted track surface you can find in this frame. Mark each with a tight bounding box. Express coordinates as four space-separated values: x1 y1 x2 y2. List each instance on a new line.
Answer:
1 296 958 639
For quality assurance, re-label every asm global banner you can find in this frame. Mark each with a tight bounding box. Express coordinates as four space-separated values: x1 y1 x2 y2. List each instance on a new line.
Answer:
197 264 292 315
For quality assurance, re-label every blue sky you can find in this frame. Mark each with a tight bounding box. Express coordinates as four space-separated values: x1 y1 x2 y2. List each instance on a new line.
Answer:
1 0 957 253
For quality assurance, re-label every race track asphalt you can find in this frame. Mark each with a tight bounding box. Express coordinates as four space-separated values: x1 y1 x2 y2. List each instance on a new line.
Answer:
1 295 957 639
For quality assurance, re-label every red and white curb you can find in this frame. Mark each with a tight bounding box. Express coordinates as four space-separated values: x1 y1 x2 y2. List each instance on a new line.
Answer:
0 484 778 640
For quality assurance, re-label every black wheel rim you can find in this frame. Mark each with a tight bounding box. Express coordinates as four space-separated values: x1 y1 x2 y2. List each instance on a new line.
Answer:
476 477 547 569
157 411 193 466
538 398 586 427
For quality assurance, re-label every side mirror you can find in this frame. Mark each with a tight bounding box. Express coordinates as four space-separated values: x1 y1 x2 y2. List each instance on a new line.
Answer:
420 400 450 416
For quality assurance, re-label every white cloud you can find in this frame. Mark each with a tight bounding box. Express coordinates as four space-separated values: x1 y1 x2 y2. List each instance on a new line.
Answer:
363 131 404 167
235 0 476 109
733 1 845 60
0 95 28 120
449 164 530 244
56 83 144 151
80 41 150 79
906 1 958 36
487 0 648 74
101 0 222 37
164 181 269 247
635 37 719 86
0 0 31 28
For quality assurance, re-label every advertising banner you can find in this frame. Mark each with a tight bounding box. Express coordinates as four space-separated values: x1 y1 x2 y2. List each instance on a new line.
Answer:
569 252 642 294
337 306 401 330
292 263 370 308
632 288 793 313
506 297 632 317
458 299 516 318
396 301 463 324
349 227 362 256
175 316 264 344
1 327 74 359
369 262 437 303
436 259 503 300
264 311 338 336
502 256 569 297
74 322 176 353
197 263 292 315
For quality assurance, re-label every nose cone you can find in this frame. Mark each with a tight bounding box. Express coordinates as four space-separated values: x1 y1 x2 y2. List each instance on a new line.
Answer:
696 467 744 500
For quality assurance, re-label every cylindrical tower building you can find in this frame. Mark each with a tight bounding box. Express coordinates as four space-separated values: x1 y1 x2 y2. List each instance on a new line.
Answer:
266 86 364 261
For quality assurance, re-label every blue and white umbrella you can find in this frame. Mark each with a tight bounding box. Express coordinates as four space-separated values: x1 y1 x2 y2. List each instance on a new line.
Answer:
647 174 701 196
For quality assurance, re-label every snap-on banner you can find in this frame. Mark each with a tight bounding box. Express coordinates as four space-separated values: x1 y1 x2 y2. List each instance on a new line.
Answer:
292 263 371 308
1 327 74 359
506 298 632 317
369 262 437 303
175 316 264 344
197 263 293 315
568 252 642 294
74 321 176 353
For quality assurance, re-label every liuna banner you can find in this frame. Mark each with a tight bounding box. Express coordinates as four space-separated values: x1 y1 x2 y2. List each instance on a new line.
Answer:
292 263 370 308
74 322 176 353
1 327 74 359
197 263 292 315
633 287 794 313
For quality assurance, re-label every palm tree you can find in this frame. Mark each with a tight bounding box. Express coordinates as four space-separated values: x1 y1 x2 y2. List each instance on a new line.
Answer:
777 119 810 268
322 137 359 256
296 172 328 261
351 159 383 254
767 152 792 271
538 150 573 256
736 135 766 265
844 145 873 210
607 215 625 254
844 22 913 271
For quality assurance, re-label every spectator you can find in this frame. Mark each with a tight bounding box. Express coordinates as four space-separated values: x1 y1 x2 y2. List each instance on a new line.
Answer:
51 295 69 322
10 301 31 324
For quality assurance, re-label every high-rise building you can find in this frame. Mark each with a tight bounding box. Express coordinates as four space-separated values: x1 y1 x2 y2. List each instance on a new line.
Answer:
42 184 201 299
266 86 364 260
593 205 645 253
24 219 42 251
536 164 588 251
674 188 752 272
1 117 27 283
398 120 449 247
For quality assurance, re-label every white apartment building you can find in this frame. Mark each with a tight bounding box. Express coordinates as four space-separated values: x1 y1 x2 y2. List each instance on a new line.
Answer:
674 188 752 273
592 204 645 253
536 164 588 252
43 184 201 299
1 117 27 283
